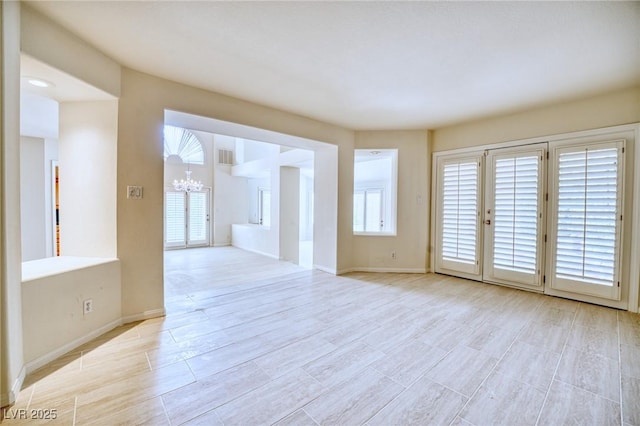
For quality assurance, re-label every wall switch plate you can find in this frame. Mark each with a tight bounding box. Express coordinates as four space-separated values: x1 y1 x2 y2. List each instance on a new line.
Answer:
127 186 143 199
83 299 93 314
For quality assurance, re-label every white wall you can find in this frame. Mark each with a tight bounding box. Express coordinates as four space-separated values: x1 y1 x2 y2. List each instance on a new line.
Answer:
280 166 300 263
213 134 247 246
1 0 25 406
20 136 46 261
59 100 118 257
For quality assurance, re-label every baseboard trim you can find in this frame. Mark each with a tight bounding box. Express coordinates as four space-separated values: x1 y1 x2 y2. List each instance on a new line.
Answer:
314 264 338 275
213 243 231 247
231 245 279 260
121 308 166 324
0 365 27 407
349 267 427 273
24 319 122 375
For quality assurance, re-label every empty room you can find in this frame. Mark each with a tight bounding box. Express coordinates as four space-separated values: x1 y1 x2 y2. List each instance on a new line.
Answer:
1 1 640 425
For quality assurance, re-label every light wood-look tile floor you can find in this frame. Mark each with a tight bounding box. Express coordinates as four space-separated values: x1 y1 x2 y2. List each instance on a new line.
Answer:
4 247 640 425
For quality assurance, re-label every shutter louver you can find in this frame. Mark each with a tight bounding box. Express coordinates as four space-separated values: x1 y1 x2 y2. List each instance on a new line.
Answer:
555 147 619 286
188 192 208 243
165 192 186 245
493 156 539 274
442 162 478 265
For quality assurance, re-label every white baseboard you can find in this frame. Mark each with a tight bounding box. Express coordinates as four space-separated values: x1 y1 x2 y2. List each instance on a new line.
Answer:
213 242 231 247
314 264 338 275
121 308 166 324
349 267 427 273
0 365 27 407
232 245 279 260
25 319 122 375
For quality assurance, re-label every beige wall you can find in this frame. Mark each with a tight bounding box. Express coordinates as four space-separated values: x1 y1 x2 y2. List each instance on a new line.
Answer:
20 4 120 97
433 87 640 152
59 101 118 258
352 130 430 272
21 259 121 369
1 0 25 406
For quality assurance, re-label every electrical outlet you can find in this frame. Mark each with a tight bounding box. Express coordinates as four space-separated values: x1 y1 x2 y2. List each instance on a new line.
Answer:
391 251 397 260
83 299 93 315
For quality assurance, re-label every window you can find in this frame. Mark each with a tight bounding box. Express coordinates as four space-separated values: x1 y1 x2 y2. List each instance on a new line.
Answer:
163 125 205 165
353 149 397 234
258 188 271 227
353 188 384 232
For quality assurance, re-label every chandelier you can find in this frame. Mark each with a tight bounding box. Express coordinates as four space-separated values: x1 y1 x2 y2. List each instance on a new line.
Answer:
173 168 203 193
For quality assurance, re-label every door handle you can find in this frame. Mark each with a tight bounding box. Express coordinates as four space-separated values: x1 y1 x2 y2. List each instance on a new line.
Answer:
485 219 491 225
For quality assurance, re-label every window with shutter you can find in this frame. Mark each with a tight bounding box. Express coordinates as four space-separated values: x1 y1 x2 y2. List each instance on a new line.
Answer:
435 155 482 278
549 140 624 300
165 191 186 247
188 192 208 244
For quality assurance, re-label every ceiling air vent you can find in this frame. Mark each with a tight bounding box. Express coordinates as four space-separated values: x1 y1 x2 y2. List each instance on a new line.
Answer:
218 149 233 165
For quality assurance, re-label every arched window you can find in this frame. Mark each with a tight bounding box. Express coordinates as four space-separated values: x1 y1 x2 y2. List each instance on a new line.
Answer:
163 125 204 165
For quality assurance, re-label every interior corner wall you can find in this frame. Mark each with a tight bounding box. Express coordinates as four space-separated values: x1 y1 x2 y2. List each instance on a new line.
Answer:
351 130 429 273
20 3 121 98
1 0 25 407
432 87 640 152
59 100 118 258
20 136 46 261
280 166 300 263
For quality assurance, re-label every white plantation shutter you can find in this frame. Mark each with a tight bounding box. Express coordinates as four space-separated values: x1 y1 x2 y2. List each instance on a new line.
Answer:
555 145 622 286
436 155 482 278
493 156 539 274
188 192 208 244
165 191 186 246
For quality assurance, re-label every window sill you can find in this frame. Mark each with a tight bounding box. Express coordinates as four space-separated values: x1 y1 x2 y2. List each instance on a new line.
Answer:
353 231 397 237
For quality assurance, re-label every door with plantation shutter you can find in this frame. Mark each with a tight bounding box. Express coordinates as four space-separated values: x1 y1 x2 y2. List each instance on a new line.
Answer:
435 154 483 280
483 144 546 288
547 141 625 300
164 188 211 249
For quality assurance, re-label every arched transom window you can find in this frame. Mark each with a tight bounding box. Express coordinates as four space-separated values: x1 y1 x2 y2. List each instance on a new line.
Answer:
163 125 204 165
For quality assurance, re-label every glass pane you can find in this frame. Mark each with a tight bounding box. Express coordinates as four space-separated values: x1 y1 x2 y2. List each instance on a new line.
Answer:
353 192 365 232
365 190 382 232
260 190 271 227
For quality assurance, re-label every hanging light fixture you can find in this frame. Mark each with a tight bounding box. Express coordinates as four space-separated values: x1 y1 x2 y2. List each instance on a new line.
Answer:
173 164 203 192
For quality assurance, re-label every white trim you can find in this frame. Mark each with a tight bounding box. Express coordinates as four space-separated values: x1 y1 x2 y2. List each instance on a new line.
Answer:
213 242 231 247
349 267 426 273
24 319 122 374
431 122 640 312
315 264 338 275
121 308 166 324
230 245 279 260
1 366 27 407
630 123 640 313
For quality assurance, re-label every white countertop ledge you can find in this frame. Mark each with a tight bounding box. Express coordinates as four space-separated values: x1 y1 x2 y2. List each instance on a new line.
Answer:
22 256 119 282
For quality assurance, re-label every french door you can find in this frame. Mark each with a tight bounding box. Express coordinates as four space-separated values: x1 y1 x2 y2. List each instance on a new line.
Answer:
546 140 625 301
483 144 546 289
434 135 627 306
164 189 210 249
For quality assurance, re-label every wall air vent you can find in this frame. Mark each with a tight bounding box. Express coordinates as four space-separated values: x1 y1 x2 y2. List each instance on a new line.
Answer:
218 149 233 165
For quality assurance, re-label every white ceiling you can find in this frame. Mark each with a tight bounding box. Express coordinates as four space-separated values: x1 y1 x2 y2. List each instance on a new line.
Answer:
26 1 640 130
